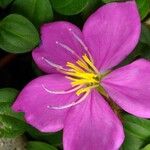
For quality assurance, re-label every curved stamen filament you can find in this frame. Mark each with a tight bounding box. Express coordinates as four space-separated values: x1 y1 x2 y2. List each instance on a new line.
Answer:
55 41 93 73
47 91 90 110
56 41 81 60
42 57 69 72
43 51 100 97
42 84 83 95
68 28 94 62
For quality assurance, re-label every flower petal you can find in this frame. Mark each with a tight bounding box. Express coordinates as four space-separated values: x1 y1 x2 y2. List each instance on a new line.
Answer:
32 22 88 73
102 59 150 118
12 74 79 132
63 90 124 150
83 1 141 72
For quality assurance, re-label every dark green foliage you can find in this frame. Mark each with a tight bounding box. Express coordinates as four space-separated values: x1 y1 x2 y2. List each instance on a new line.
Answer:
51 0 89 15
26 141 58 150
121 114 150 150
11 0 53 27
0 14 40 53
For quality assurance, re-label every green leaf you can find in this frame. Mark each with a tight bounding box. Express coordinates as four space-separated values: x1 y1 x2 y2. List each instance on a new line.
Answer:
0 14 40 53
0 88 18 103
32 62 43 76
26 127 62 146
0 0 13 8
81 0 102 20
121 114 150 150
121 130 143 150
0 102 24 121
140 25 150 47
124 115 150 140
26 141 58 150
51 0 89 15
0 88 26 138
11 0 53 27
0 88 23 120
136 0 150 20
0 115 26 138
138 43 150 59
142 144 150 150
101 0 122 3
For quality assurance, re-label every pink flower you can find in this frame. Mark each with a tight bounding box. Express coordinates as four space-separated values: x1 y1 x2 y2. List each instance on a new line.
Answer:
12 1 150 150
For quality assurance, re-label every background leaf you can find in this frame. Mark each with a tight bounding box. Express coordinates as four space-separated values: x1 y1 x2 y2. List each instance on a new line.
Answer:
0 0 13 8
0 115 26 138
141 25 150 47
136 0 150 20
81 0 102 20
26 127 62 146
11 0 53 27
0 88 26 138
101 0 121 3
0 88 18 103
26 141 58 150
0 14 40 53
51 0 89 15
121 114 150 150
141 144 150 150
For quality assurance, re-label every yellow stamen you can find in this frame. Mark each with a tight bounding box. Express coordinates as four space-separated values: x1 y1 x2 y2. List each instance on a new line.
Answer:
82 54 99 74
66 62 84 72
71 79 98 86
65 71 97 79
76 59 92 72
66 76 97 86
64 53 109 96
76 85 98 96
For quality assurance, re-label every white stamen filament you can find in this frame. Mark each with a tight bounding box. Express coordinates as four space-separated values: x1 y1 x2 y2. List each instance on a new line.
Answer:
68 28 94 62
56 41 81 60
42 84 83 94
47 91 90 110
42 57 69 72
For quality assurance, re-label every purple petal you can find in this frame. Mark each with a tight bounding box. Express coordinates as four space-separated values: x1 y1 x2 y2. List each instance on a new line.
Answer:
12 74 79 132
83 1 141 72
63 90 124 150
102 59 150 118
32 22 88 73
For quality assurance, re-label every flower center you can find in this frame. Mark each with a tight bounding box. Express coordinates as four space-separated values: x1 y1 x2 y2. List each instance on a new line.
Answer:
63 54 108 96
42 54 110 110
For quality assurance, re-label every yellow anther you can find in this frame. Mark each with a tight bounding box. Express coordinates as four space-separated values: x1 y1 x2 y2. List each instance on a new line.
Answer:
82 54 99 74
76 59 92 72
64 54 107 96
66 62 84 72
65 71 96 78
76 85 98 96
71 79 98 87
